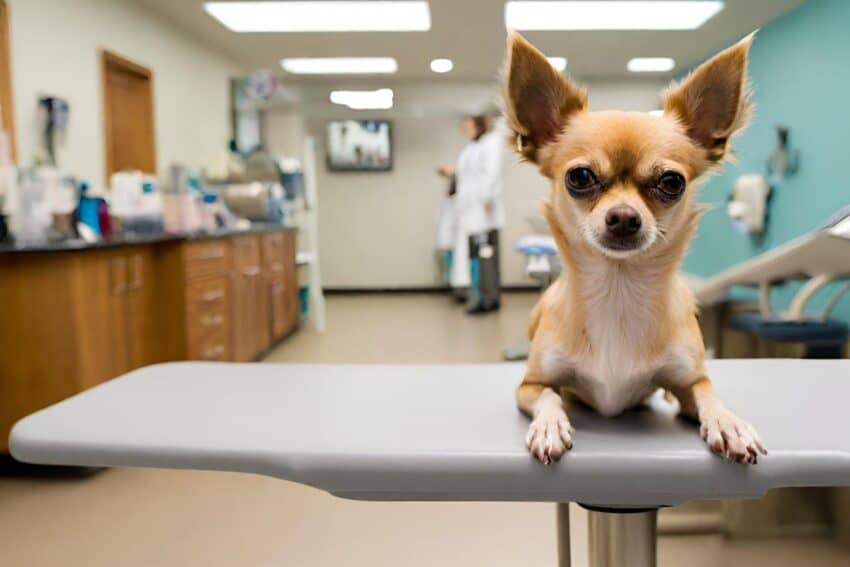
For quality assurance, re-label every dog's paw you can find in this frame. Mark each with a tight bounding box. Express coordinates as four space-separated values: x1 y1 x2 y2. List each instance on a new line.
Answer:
700 406 767 464
526 410 574 465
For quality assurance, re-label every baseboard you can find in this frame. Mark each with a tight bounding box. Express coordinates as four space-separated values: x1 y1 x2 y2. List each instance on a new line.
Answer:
323 285 540 295
0 454 103 478
324 286 450 295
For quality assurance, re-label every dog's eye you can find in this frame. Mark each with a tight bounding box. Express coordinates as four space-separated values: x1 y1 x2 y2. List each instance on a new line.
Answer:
565 167 599 197
657 171 686 198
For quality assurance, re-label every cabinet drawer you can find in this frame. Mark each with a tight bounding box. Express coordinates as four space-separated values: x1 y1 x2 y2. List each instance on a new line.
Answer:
187 301 230 342
262 233 285 273
186 326 231 361
185 275 230 311
232 236 261 272
183 240 230 279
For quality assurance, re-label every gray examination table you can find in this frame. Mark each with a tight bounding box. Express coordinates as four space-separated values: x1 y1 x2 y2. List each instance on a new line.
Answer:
10 359 850 567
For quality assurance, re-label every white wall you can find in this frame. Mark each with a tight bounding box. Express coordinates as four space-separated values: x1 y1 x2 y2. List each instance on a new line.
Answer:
265 79 668 288
7 0 242 189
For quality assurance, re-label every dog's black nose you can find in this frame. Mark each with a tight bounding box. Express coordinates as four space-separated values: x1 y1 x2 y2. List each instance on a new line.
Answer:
605 205 642 237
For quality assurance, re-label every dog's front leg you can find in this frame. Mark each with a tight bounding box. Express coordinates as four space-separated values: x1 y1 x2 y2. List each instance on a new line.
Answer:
517 380 574 464
673 376 767 464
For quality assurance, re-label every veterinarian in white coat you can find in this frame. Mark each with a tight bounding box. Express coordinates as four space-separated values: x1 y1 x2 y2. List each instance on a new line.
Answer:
439 115 505 312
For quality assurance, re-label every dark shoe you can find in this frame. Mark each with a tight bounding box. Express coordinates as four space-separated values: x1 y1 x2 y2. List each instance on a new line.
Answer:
465 303 489 315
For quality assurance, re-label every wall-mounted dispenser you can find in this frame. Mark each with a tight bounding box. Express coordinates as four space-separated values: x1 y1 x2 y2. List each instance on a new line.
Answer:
728 174 771 235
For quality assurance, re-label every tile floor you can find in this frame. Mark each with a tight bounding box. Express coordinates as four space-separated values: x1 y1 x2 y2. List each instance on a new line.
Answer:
2 292 848 566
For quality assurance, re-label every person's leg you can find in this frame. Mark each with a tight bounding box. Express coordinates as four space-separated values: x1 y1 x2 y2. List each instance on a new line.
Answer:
475 229 500 311
466 233 484 312
487 229 501 309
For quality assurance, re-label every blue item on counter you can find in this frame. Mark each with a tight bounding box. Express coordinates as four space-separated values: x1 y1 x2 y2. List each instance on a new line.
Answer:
281 172 304 200
76 180 103 236
266 185 284 223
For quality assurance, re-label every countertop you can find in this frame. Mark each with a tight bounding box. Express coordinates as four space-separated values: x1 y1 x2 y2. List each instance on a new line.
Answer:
0 224 296 255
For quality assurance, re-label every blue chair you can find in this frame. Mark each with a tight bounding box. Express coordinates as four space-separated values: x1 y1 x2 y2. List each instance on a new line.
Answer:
729 311 849 358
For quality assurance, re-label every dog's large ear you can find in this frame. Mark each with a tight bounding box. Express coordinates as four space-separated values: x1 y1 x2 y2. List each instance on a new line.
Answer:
663 34 754 162
503 30 587 164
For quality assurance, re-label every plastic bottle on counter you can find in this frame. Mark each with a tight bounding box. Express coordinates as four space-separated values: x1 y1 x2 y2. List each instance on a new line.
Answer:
162 174 202 234
201 193 221 232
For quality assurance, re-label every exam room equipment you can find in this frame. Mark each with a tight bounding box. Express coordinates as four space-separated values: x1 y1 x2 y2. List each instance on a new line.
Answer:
694 206 850 358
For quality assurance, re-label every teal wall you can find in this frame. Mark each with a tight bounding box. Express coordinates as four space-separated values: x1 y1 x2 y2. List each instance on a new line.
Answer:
683 0 850 319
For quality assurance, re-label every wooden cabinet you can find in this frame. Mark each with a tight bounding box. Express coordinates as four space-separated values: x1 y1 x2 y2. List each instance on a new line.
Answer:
0 245 160 451
157 238 234 362
156 229 296 364
0 228 298 452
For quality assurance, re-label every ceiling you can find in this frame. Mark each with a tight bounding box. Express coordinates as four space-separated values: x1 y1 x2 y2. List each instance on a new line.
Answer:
139 0 807 82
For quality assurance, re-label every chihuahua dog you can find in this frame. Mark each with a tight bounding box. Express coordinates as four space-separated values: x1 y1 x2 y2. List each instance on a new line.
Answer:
503 31 767 465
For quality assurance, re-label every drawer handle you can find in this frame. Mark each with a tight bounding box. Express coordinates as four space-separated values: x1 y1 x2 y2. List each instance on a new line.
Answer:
202 344 225 359
195 248 225 261
242 267 261 277
201 314 224 327
202 290 225 302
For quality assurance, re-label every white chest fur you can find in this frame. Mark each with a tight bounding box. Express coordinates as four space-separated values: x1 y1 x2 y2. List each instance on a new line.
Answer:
542 261 692 417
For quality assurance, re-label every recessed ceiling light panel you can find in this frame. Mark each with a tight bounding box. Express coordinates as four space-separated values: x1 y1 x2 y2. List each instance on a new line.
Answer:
206 1 431 32
505 1 723 30
329 89 394 110
627 57 675 72
281 57 398 74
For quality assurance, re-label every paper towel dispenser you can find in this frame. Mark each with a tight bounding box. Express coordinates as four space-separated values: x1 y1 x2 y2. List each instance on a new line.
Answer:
727 174 771 235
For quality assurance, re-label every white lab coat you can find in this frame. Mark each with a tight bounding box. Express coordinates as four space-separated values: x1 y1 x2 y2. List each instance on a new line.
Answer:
449 127 505 288
435 196 457 250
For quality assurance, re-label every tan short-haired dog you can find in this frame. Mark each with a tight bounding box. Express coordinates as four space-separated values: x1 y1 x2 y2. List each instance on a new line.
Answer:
504 31 767 465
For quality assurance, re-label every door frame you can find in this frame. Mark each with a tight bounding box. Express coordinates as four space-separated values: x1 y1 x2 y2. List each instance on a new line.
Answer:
0 0 16 160
100 49 156 183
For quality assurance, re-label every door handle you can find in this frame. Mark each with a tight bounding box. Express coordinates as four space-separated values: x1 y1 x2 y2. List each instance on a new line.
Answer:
111 256 127 295
127 254 144 290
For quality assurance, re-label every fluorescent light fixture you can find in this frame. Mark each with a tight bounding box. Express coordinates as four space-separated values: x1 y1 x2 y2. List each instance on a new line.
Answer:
505 1 723 30
281 57 398 74
627 57 675 72
205 1 431 32
430 58 453 73
648 109 664 117
329 88 394 110
547 56 568 71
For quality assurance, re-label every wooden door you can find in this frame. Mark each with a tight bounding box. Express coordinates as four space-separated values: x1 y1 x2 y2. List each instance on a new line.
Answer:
231 272 264 362
0 254 78 451
262 232 288 340
269 274 287 339
0 0 16 160
281 231 299 333
106 251 132 376
231 236 269 361
102 50 156 180
69 249 129 387
125 247 160 369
